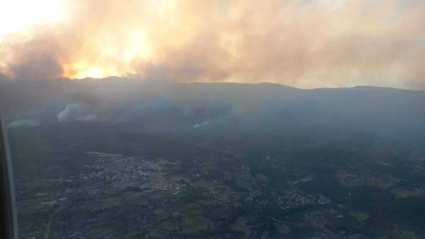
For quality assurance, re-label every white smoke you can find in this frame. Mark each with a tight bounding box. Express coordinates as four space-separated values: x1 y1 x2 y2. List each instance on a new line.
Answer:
6 119 38 128
58 103 95 122
193 120 209 129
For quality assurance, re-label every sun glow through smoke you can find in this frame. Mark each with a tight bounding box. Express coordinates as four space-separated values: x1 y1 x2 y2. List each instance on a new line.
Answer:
1 0 425 89
75 68 105 79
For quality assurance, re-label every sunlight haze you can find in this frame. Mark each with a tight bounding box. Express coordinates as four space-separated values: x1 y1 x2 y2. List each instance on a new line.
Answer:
1 0 425 89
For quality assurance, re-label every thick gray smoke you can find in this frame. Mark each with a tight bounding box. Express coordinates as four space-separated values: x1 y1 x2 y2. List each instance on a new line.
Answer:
1 78 425 142
1 0 425 89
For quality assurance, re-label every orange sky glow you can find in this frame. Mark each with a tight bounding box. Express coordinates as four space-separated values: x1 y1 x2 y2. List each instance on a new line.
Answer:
0 0 425 89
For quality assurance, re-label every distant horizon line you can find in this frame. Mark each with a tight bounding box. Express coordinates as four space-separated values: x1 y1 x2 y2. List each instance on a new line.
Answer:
0 75 423 92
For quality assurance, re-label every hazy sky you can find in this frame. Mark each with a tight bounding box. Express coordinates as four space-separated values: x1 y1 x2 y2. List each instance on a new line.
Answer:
0 0 424 89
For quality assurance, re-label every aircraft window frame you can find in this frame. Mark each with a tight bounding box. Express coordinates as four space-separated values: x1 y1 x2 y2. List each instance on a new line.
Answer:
0 108 18 239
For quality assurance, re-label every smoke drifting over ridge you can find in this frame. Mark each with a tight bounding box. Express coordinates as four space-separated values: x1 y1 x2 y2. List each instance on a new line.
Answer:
2 78 425 144
1 0 425 89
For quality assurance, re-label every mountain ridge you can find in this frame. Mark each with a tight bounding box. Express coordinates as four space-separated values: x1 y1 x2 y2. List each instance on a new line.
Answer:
2 76 423 92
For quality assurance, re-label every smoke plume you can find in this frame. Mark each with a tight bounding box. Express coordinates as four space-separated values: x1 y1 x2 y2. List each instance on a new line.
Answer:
0 0 425 89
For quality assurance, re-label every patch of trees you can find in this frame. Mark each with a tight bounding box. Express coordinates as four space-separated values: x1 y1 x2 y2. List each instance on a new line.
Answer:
380 196 425 228
221 179 248 192
350 186 394 212
181 192 207 204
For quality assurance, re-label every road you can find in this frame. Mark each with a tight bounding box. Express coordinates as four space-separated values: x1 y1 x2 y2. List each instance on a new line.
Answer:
43 213 53 239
